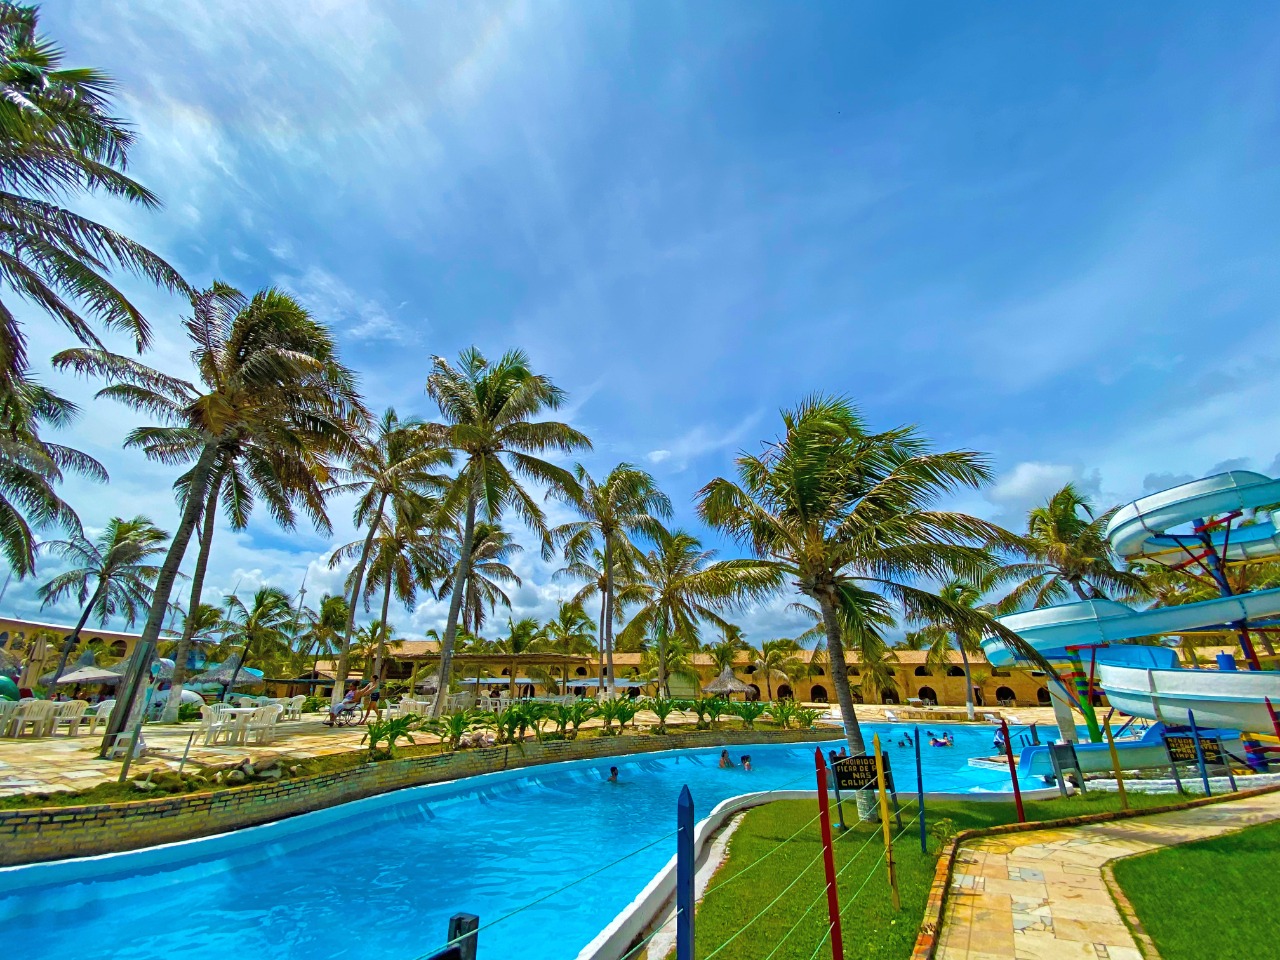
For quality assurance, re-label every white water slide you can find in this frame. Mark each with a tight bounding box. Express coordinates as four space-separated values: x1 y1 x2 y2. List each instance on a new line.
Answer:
982 471 1280 734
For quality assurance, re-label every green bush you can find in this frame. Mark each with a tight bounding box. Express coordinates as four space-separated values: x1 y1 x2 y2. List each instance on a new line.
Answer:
728 700 768 729
302 695 327 713
176 701 203 722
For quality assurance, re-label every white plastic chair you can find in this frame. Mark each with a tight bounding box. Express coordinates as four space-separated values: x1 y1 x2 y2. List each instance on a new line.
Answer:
286 694 306 719
10 700 59 737
0 699 19 736
884 709 900 723
199 703 232 745
248 704 284 744
54 699 90 735
87 699 115 735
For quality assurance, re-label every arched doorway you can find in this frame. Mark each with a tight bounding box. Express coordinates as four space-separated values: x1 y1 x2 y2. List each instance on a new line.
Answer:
881 690 900 705
777 684 793 700
995 685 1016 705
572 685 587 697
1037 687 1051 705
748 683 761 701
917 686 937 705
810 684 828 703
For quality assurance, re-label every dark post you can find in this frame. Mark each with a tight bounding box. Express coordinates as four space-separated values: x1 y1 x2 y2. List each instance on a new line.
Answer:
447 913 479 960
831 760 846 830
1188 710 1212 797
915 725 926 854
676 785 695 960
814 749 846 960
1000 717 1025 822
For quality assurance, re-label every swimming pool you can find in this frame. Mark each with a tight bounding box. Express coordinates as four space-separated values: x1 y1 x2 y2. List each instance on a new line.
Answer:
0 724 1036 960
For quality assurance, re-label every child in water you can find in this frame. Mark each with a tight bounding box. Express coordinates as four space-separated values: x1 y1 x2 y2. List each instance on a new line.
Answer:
740 755 752 772
607 766 619 783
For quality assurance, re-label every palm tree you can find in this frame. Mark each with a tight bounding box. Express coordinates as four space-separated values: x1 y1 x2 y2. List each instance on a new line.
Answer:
707 637 745 674
324 408 450 706
540 600 597 692
754 638 803 700
336 493 447 683
56 284 364 752
492 616 544 697
908 576 995 720
546 463 671 697
425 347 591 716
698 395 1034 755
220 587 296 683
35 515 168 686
617 529 773 697
639 632 700 696
159 602 225 673
438 521 523 637
298 593 348 671
998 483 1147 611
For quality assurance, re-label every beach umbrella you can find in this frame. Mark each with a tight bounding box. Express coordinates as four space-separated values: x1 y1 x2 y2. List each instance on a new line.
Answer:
51 665 123 686
190 655 265 689
701 665 754 699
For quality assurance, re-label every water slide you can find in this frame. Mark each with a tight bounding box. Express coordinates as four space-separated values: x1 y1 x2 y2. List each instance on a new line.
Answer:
1015 721 1244 778
982 470 1280 736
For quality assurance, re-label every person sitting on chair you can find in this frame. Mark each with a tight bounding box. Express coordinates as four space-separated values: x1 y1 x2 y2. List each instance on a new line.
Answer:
324 683 362 726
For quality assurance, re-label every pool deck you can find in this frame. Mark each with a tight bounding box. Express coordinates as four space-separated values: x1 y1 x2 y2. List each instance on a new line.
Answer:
0 704 1057 799
935 788 1280 959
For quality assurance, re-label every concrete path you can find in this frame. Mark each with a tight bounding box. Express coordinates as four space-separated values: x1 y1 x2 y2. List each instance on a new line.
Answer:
936 789 1280 959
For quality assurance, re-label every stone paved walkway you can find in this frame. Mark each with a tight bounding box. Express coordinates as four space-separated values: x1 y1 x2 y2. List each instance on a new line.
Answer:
936 789 1280 959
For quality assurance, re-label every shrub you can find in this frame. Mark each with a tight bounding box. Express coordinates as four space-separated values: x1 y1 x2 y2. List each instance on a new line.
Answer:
424 709 481 750
704 697 730 729
794 708 820 730
597 697 640 735
176 701 203 722
302 695 327 713
360 714 423 760
765 700 796 729
728 700 768 729
643 696 685 733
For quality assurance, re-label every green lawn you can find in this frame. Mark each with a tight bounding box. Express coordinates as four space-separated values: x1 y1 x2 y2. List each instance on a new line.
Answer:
1112 818 1280 960
676 791 1179 960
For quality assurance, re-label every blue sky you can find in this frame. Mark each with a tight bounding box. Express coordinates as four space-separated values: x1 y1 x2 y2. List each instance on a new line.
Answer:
19 1 1280 641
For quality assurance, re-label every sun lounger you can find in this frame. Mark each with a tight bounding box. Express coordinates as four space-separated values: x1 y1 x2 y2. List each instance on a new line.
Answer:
884 709 900 723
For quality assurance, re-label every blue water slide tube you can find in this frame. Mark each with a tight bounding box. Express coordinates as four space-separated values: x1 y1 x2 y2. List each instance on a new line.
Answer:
1106 470 1280 564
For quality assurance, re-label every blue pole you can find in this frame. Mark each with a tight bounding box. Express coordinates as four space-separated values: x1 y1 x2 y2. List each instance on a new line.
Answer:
677 785 695 960
915 725 926 854
1188 710 1212 797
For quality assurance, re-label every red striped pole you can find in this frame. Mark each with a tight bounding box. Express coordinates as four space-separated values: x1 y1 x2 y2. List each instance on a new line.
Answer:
814 748 845 960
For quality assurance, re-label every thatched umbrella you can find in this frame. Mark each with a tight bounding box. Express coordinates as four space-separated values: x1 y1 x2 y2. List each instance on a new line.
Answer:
191 655 264 690
702 665 754 700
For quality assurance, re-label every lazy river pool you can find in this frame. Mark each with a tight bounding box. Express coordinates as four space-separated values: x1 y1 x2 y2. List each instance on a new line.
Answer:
0 724 1037 960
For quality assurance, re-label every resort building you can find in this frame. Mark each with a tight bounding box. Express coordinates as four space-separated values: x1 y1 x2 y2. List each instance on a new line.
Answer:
0 616 143 687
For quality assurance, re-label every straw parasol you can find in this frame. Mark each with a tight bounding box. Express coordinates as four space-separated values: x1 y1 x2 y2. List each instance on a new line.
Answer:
190 655 264 689
701 665 754 699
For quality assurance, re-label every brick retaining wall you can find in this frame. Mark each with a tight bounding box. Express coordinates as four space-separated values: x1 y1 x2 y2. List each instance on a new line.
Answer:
0 727 835 866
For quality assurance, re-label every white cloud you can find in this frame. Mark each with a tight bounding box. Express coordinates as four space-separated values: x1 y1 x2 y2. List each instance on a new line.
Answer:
646 449 672 464
276 265 416 344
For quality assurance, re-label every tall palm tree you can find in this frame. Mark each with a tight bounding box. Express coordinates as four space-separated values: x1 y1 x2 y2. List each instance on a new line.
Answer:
335 494 447 683
908 576 996 720
698 395 1034 755
298 593 349 673
492 616 545 697
159 602 225 673
220 587 296 683
425 347 591 716
540 600 597 692
754 638 803 701
35 515 168 685
438 521 523 637
56 284 364 752
617 529 773 696
707 637 745 674
998 483 1146 611
639 632 700 696
324 408 450 706
546 463 671 697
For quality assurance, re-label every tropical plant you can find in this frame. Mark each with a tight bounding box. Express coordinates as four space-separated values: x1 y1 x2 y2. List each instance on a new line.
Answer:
908 575 999 720
546 463 671 697
704 696 730 729
219 587 297 680
794 708 821 730
618 529 773 695
35 515 168 686
326 408 451 705
437 520 523 637
698 395 1036 755
563 698 598 738
997 483 1147 610
540 600 597 692
688 697 715 730
297 593 348 667
765 699 797 729
597 696 639 735
423 708 482 750
492 616 546 697
638 631 701 696
57 284 365 752
361 713 423 760
707 636 746 674
753 637 803 700
728 699 768 729
426 347 591 716
642 695 685 734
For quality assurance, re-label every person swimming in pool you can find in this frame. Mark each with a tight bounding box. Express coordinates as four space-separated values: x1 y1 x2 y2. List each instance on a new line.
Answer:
719 750 736 769
606 766 619 783
740 755 752 772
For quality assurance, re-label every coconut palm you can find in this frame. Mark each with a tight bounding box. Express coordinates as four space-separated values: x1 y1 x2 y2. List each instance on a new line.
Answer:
754 638 803 700
158 602 225 671
438 521 523 637
617 529 774 696
907 576 997 720
325 408 451 705
35 515 168 685
698 395 1034 754
707 637 745 674
425 347 591 716
56 284 364 751
546 463 671 697
491 616 545 697
540 600 597 691
220 587 296 680
997 483 1147 611
298 593 348 668
0 4 185 403
639 633 700 696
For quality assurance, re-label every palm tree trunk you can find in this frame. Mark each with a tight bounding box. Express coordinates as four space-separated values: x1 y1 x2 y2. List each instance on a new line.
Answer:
814 590 865 755
603 538 616 699
432 485 477 718
333 491 387 707
49 584 105 691
372 571 392 683
596 592 606 693
1070 580 1090 601
100 442 219 757
161 467 225 723
959 643 975 721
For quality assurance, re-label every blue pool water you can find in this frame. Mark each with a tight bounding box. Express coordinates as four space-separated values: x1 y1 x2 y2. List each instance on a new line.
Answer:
0 724 1036 960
